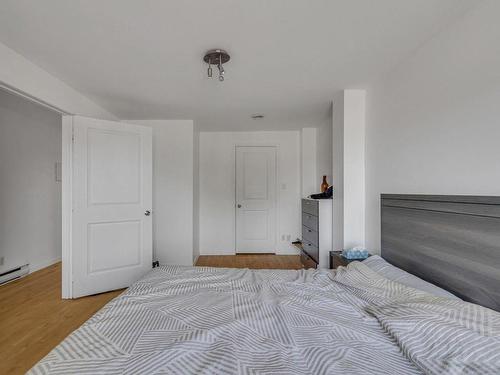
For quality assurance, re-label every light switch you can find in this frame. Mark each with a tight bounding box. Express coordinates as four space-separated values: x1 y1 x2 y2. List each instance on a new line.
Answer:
55 162 62 182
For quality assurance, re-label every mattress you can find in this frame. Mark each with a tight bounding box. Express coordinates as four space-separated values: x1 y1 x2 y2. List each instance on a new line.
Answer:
29 262 500 374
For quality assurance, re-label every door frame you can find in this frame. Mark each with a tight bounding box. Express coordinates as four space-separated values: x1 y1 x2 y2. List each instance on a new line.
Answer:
61 116 73 298
234 144 280 254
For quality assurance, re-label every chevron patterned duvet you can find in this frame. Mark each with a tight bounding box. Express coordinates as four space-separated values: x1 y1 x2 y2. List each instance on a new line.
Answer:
29 262 500 374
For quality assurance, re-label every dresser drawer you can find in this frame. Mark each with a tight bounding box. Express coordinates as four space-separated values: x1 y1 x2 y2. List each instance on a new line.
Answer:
300 251 317 269
302 199 318 216
302 212 318 231
302 241 319 263
302 225 319 247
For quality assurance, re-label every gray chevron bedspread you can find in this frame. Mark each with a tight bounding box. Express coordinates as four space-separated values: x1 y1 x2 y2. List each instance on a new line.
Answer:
29 262 500 374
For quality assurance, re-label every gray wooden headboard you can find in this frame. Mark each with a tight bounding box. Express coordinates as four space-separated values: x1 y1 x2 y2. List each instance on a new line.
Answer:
381 194 500 311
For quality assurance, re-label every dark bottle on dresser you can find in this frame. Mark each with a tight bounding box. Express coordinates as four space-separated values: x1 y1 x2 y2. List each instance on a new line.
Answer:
321 175 329 193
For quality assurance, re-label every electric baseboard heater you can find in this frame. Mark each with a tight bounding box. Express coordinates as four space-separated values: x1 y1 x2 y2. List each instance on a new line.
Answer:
0 264 29 285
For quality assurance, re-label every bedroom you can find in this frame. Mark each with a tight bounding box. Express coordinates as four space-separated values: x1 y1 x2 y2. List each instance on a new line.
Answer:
0 0 499 374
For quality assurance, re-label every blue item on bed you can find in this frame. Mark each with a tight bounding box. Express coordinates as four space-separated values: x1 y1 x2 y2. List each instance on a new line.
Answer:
342 247 369 260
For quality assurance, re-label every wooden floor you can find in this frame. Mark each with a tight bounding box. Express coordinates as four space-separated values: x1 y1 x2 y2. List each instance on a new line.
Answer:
0 255 301 374
196 254 303 269
0 262 123 375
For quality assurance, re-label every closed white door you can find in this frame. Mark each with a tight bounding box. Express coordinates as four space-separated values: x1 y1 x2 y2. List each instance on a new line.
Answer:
235 146 277 253
72 116 152 298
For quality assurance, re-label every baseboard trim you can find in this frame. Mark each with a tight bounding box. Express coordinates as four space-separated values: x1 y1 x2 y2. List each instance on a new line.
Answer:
193 255 200 266
30 257 62 274
275 248 301 255
199 251 237 256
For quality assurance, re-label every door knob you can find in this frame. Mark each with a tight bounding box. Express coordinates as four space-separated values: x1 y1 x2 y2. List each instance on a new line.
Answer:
145 210 151 216
237 204 242 208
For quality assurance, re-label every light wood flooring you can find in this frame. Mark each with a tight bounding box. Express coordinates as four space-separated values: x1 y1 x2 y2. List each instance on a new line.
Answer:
0 254 302 374
195 254 303 269
0 262 123 375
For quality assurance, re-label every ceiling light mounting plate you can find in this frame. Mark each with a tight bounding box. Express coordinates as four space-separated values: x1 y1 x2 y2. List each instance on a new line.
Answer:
203 49 230 65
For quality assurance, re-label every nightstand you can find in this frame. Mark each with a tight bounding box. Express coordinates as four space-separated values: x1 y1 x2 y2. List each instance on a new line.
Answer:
329 251 370 269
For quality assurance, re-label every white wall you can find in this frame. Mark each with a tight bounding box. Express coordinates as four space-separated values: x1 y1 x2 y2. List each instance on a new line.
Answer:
192 128 200 263
331 95 344 252
316 118 333 190
343 90 366 249
0 42 116 120
365 0 500 252
300 128 317 197
0 89 61 273
199 131 301 255
124 120 194 266
331 90 366 251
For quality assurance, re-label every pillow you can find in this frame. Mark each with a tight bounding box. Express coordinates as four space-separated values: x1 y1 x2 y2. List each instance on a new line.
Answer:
362 255 460 300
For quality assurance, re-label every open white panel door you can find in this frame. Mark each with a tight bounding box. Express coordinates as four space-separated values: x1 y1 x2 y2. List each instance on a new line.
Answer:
71 116 152 298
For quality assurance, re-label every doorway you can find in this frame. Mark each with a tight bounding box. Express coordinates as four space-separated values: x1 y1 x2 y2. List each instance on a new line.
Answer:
0 88 62 282
235 146 277 253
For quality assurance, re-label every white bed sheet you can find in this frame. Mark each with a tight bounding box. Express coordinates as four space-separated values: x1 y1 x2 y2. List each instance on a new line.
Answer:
362 255 460 300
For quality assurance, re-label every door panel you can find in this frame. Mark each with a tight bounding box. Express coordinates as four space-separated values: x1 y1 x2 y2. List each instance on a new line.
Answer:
236 146 277 253
72 116 152 298
87 220 141 273
87 128 141 205
242 210 269 240
243 152 269 199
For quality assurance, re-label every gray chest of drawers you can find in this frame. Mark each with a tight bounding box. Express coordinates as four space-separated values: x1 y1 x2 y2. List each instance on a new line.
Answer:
301 198 332 269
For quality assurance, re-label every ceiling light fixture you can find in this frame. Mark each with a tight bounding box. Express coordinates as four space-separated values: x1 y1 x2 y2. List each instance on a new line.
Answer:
251 114 265 119
204 49 230 82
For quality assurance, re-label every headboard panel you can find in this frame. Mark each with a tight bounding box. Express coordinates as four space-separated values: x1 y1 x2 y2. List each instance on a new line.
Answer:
381 194 500 311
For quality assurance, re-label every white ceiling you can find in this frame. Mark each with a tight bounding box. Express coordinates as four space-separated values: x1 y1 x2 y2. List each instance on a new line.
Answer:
0 0 475 131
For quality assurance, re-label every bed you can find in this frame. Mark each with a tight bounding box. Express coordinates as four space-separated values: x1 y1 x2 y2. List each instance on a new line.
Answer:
29 195 500 374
